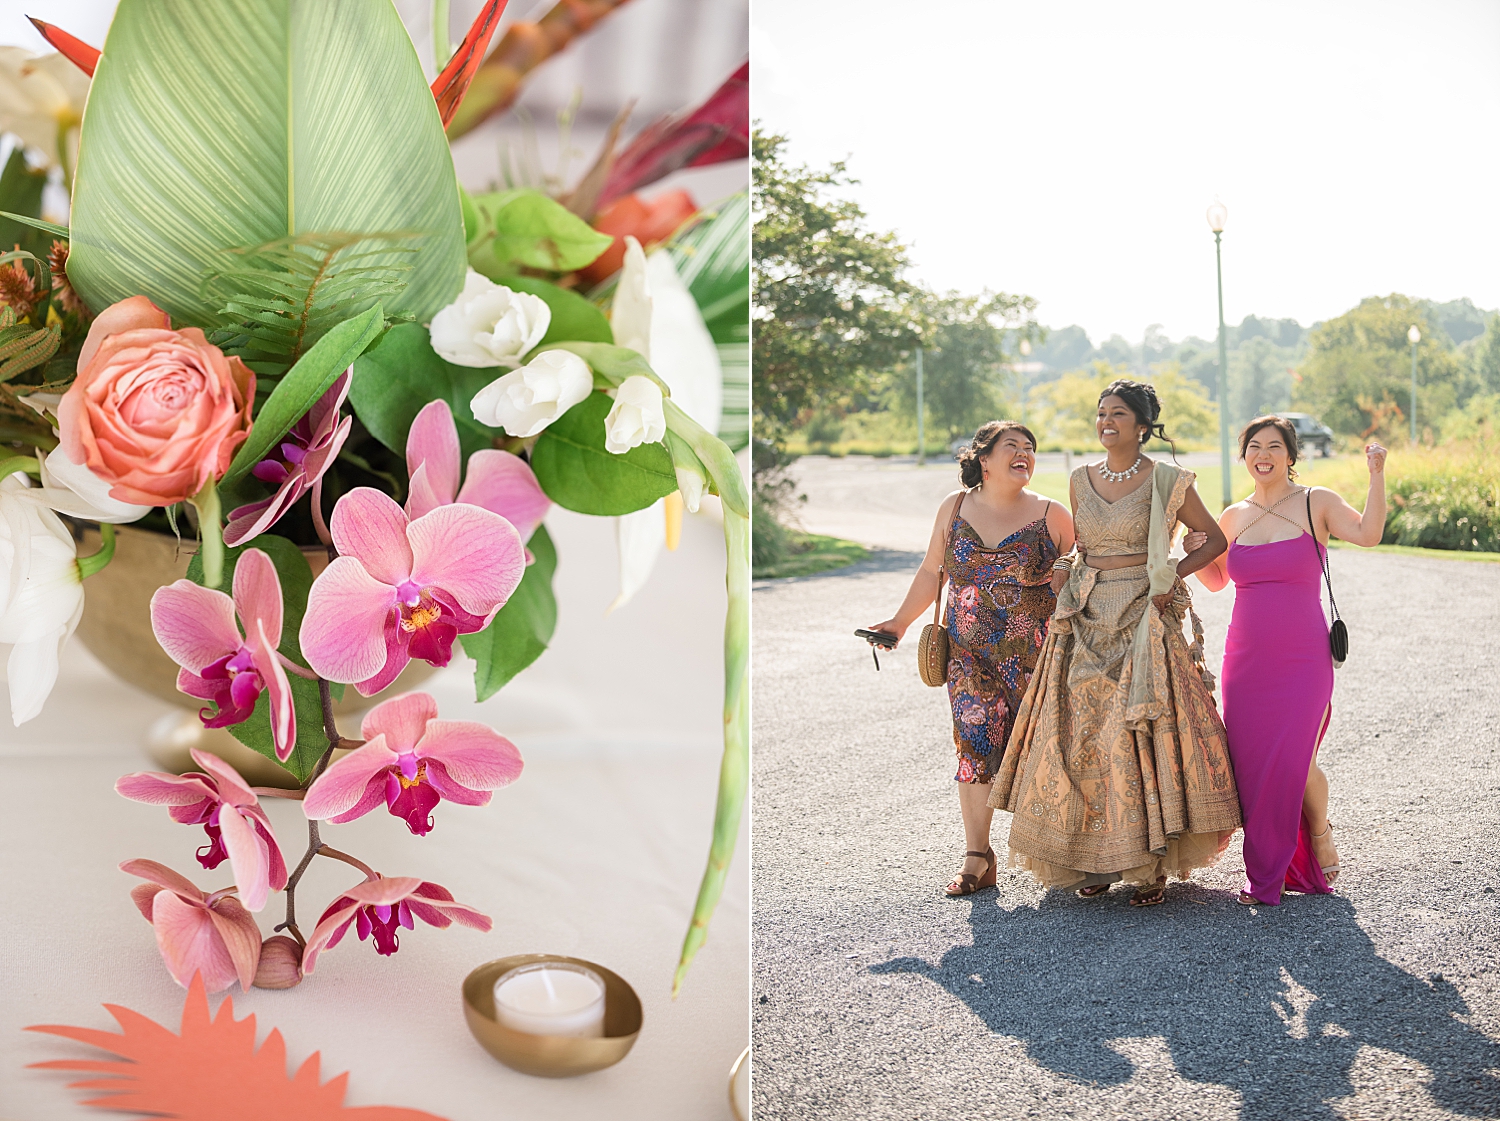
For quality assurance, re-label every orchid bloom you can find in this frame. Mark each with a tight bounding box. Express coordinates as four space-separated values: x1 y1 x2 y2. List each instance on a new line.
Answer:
303 691 522 836
301 875 492 973
405 398 550 549
224 369 352 546
149 548 296 759
121 859 262 994
607 238 724 612
299 488 525 696
0 472 85 725
115 748 287 911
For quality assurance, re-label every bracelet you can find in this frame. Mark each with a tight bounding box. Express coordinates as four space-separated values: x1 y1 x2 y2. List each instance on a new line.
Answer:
1051 558 1073 571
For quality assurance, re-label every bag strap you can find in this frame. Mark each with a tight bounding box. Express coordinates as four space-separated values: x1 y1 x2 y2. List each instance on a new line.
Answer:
1307 490 1341 623
933 490 966 627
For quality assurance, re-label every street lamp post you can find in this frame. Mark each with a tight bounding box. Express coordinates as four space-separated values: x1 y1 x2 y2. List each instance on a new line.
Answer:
1408 324 1420 445
1207 199 1231 509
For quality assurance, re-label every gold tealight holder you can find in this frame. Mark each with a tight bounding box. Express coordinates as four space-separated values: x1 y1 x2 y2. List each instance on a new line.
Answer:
462 954 643 1077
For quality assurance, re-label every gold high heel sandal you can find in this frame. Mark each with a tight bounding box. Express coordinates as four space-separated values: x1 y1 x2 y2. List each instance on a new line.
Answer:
1312 822 1341 886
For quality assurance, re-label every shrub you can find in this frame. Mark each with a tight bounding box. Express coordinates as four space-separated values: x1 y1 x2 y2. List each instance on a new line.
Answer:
1384 451 1500 551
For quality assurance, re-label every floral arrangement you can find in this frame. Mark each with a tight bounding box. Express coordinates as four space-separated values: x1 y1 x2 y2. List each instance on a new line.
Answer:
0 0 747 995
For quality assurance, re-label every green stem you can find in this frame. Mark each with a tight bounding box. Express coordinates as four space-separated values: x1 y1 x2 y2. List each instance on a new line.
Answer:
56 122 73 194
432 0 453 70
77 522 115 579
672 505 749 997
190 480 224 589
0 455 40 480
663 400 748 518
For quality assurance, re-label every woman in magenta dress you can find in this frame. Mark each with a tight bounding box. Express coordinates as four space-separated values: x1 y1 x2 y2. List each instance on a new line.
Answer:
1192 416 1387 905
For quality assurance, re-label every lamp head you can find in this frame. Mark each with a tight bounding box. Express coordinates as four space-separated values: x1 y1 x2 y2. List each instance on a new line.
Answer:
1206 198 1228 233
1408 325 1421 345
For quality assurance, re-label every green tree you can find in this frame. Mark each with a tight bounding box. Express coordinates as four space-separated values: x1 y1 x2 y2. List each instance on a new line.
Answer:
1030 361 1217 450
1294 294 1466 442
893 290 1038 442
1228 336 1294 431
1470 312 1500 396
752 130 915 443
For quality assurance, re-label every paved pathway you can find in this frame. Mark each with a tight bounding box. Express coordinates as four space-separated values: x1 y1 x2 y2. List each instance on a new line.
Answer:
752 456 1500 1121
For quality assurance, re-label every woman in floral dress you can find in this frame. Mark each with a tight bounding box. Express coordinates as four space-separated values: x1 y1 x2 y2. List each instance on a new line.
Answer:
868 421 1074 895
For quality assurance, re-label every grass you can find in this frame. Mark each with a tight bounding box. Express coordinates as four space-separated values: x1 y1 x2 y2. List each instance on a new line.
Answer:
752 531 869 579
1324 539 1500 562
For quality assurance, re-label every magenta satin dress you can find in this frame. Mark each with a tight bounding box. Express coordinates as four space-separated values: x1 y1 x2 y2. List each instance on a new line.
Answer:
1222 534 1335 904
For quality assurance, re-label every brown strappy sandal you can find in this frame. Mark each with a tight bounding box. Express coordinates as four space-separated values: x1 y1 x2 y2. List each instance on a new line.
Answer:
1128 876 1168 908
1076 884 1110 899
945 848 997 897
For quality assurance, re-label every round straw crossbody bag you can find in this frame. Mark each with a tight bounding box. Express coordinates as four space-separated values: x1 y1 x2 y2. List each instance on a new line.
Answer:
917 492 963 687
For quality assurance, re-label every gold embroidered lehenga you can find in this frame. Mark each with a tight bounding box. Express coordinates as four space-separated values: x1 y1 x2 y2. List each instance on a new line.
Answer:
987 462 1241 888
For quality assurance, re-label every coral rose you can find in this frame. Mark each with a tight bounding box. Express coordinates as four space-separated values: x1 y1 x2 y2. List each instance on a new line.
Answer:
58 297 254 506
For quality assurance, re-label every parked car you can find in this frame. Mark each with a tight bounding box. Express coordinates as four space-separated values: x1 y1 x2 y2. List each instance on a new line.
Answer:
1282 412 1335 457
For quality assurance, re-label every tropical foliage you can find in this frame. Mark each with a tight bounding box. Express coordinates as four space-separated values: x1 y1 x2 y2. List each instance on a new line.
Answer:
1 0 749 997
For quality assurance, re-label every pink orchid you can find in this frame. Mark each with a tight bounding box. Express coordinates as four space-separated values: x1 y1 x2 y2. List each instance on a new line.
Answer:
223 369 353 546
302 691 522 836
115 748 287 911
121 858 262 994
405 399 551 549
149 548 296 759
299 488 525 696
301 875 492 973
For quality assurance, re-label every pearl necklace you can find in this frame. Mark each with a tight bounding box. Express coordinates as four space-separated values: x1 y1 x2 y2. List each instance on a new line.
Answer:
1097 456 1144 484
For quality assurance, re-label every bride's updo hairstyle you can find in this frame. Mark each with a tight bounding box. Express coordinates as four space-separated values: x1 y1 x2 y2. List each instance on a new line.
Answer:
957 420 1038 489
1239 415 1301 480
1098 379 1177 458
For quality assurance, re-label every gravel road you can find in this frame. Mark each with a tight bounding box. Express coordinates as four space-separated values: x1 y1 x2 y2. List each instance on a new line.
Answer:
752 456 1500 1121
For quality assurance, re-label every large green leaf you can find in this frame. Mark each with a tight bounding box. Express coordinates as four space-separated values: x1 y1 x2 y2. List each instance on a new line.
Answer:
467 189 612 275
67 0 465 339
0 151 52 262
349 321 499 461
530 393 677 515
459 525 558 702
222 305 384 486
669 194 748 451
186 533 329 782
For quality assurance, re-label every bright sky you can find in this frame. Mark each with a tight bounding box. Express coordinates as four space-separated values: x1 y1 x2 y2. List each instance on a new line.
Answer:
752 0 1500 343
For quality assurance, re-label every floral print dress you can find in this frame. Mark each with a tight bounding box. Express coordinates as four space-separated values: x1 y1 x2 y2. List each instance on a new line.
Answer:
945 500 1058 783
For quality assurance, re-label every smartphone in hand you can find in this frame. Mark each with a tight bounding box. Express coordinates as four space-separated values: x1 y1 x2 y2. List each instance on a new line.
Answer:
854 628 897 671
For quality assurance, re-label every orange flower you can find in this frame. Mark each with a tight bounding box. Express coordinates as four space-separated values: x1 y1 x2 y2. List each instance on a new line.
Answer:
578 189 698 286
57 296 254 506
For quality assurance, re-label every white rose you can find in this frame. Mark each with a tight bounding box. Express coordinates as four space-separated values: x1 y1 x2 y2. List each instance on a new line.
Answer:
0 472 84 725
470 349 594 437
429 269 551 369
604 375 667 455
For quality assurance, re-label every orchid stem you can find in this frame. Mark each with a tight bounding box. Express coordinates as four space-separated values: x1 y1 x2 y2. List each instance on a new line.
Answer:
276 650 320 680
279 820 320 948
317 844 377 880
311 476 333 549
190 479 224 588
252 786 307 800
280 678 344 945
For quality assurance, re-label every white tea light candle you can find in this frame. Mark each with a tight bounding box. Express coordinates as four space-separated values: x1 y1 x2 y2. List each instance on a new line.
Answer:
493 962 606 1038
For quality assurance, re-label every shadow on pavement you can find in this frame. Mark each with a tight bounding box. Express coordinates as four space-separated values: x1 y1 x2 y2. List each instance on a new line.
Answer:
870 890 1500 1119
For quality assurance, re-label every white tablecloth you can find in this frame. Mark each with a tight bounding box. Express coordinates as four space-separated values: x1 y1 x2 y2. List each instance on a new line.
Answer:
0 508 748 1120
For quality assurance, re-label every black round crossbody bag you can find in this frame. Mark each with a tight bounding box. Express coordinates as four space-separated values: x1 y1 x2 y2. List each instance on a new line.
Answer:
1308 491 1348 668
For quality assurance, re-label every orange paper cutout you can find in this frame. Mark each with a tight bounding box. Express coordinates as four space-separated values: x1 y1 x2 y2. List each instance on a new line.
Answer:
26 974 449 1120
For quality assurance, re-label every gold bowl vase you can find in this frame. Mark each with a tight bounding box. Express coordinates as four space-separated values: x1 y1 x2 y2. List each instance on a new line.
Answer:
76 525 433 786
